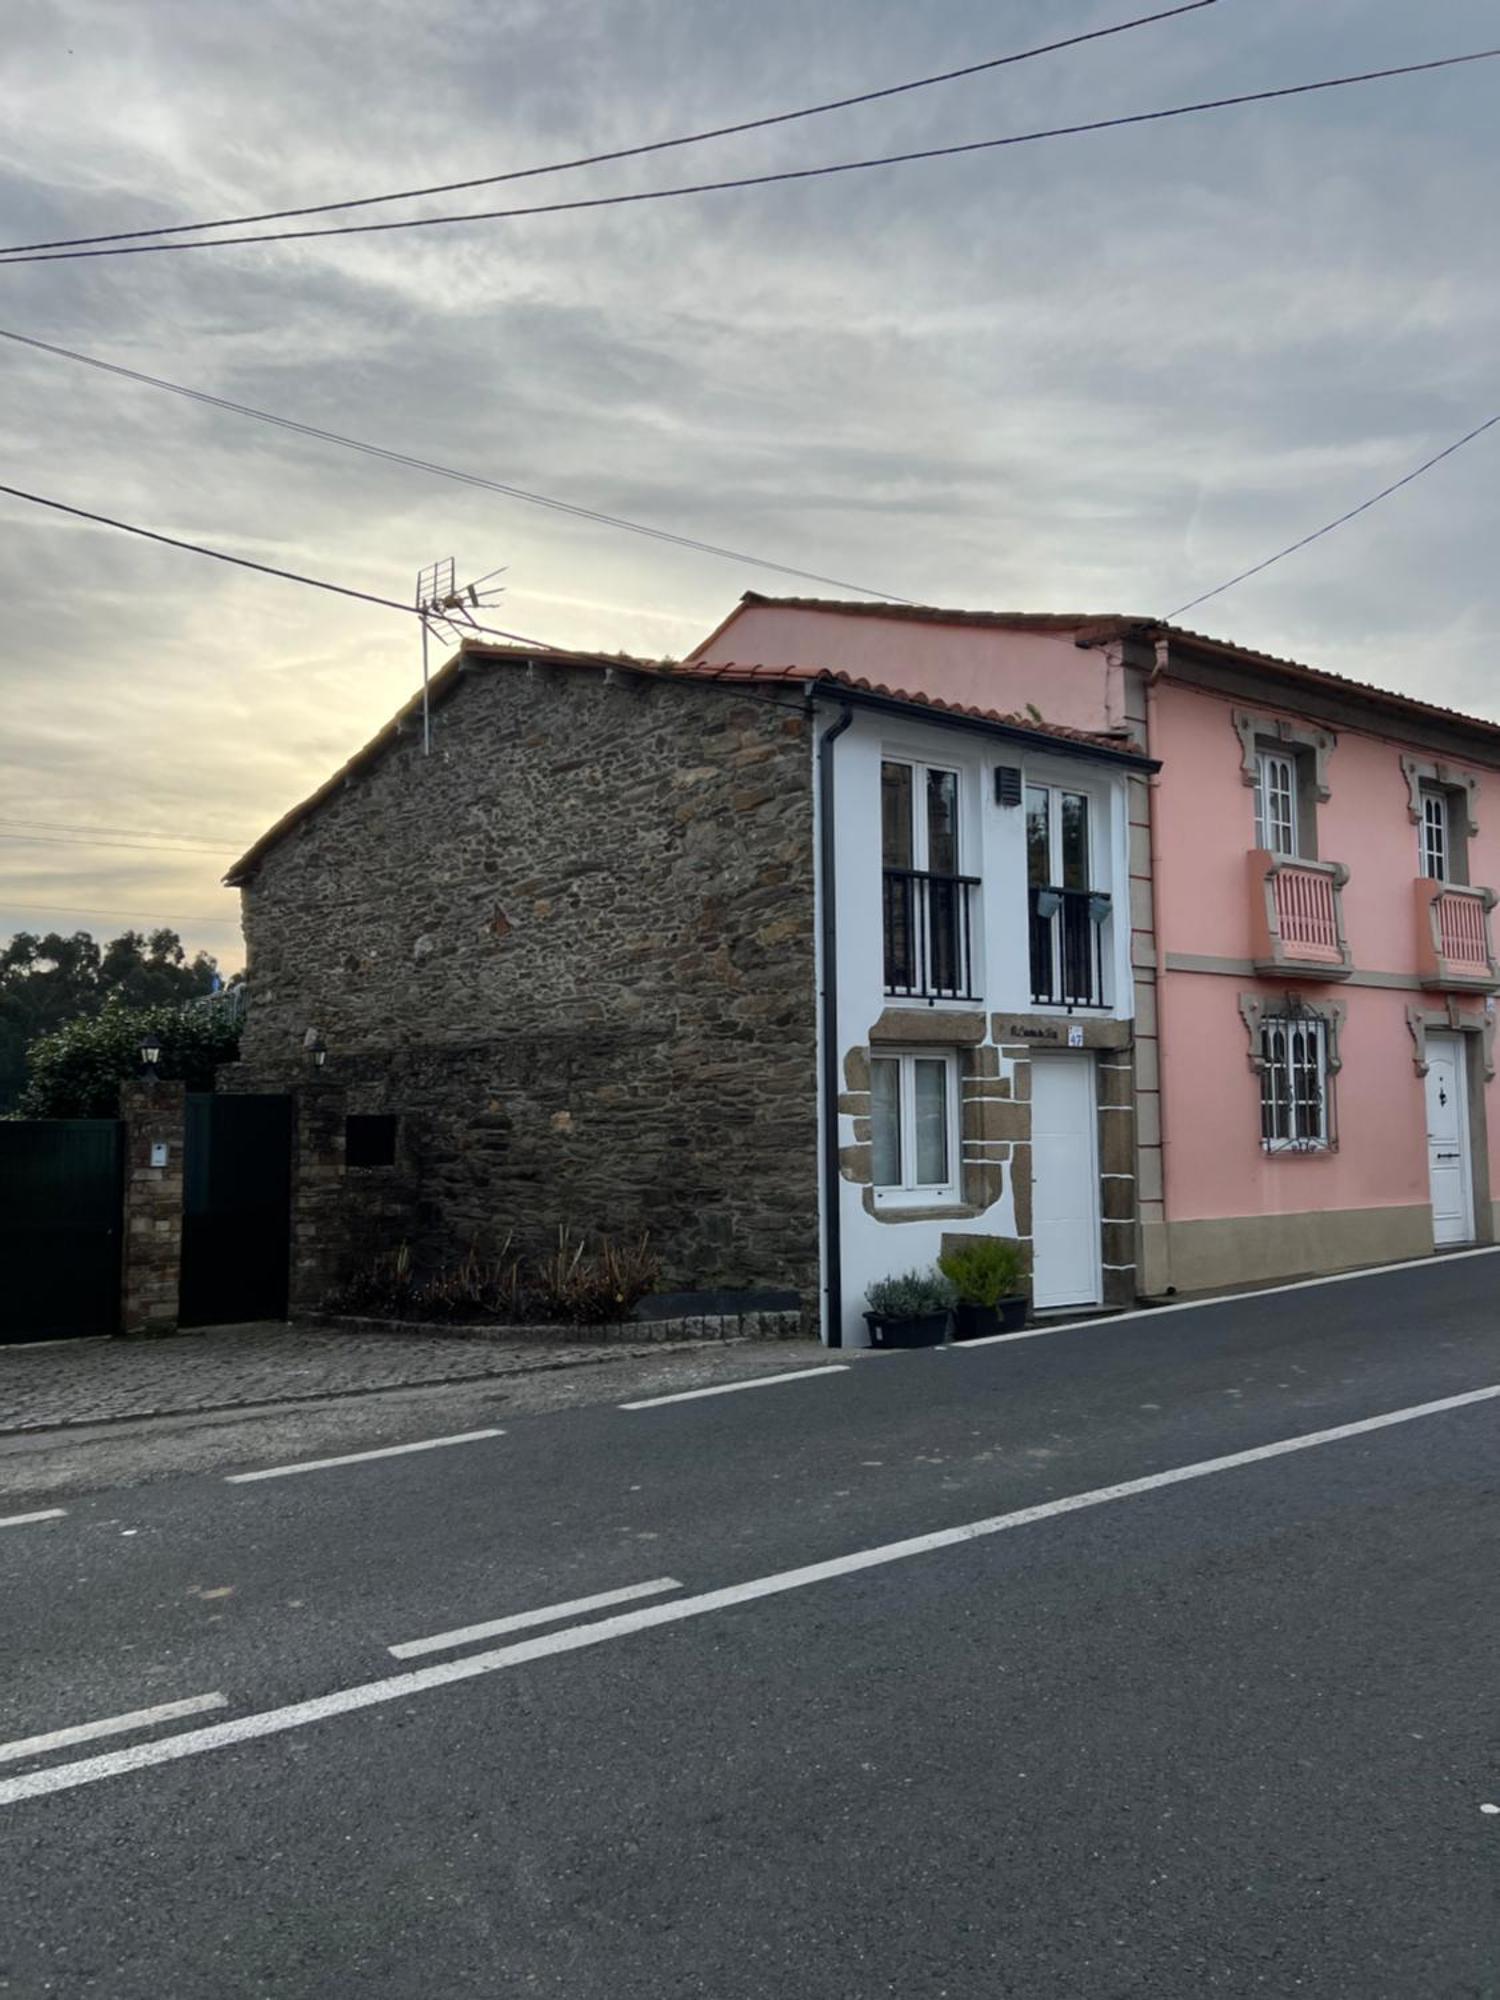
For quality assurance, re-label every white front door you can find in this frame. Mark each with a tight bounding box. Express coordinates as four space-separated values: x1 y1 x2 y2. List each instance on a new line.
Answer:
1031 1053 1102 1310
1425 1033 1475 1247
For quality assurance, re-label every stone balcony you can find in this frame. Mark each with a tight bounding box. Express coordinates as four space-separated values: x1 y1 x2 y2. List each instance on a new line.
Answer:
1415 879 1500 992
1248 850 1353 981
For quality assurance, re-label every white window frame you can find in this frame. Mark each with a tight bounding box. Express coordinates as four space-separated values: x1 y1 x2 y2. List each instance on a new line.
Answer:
880 754 962 875
869 1048 962 1210
1255 748 1299 857
1420 787 1450 882
1260 1015 1330 1152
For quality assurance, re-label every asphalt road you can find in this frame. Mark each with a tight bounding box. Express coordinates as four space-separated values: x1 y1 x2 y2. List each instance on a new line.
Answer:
3 1253 1499 1997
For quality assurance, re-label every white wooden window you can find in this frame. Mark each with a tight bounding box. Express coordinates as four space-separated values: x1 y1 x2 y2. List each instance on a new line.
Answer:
1255 749 1298 856
870 1050 960 1206
1260 1015 1329 1151
1420 788 1449 882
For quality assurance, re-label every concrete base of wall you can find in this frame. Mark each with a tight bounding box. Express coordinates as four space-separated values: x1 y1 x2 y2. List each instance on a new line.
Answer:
1141 1203 1436 1296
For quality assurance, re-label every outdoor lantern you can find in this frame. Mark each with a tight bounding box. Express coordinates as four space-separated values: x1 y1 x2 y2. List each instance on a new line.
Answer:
308 1033 328 1071
1088 891 1113 925
138 1033 162 1070
1034 889 1062 921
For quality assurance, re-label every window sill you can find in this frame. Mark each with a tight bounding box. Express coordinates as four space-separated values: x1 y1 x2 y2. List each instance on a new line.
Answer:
869 1198 985 1223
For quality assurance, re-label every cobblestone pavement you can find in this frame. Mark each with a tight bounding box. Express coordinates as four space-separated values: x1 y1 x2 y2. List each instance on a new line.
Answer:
0 1324 742 1433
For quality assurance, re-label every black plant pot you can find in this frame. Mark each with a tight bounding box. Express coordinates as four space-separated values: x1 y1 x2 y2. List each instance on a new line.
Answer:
864 1309 950 1349
952 1295 1029 1340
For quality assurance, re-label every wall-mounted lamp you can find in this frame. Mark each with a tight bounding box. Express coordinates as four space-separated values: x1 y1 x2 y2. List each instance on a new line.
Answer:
304 1028 328 1071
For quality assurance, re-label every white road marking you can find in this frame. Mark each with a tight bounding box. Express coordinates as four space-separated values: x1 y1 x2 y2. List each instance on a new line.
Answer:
0 1509 65 1529
621 1365 849 1410
388 1577 683 1659
1482 1803 1499 1816
950 1244 1500 1350
0 1692 228 1766
3 1381 1496 1808
225 1429 505 1483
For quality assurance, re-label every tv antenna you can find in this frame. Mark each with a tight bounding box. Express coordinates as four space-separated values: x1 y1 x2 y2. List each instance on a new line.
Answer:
414 557 509 755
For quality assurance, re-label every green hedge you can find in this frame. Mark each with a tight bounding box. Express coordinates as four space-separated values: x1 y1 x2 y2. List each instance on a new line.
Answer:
16 1002 240 1119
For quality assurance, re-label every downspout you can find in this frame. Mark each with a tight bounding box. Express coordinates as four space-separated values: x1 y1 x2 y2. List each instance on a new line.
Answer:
1145 643 1177 1294
818 700 855 1347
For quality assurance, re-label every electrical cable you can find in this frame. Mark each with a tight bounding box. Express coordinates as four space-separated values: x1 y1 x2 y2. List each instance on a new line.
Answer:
0 326 910 600
1167 410 1500 618
1 50 1492 264
0 2 1218 255
0 480 557 644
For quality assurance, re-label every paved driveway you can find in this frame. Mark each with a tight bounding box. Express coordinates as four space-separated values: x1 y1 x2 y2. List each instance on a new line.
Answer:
0 1323 740 1433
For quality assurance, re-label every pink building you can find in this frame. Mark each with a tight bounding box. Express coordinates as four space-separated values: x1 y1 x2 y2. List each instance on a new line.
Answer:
690 596 1500 1299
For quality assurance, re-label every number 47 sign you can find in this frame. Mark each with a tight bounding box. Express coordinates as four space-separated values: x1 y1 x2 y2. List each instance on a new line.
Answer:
1067 1024 1085 1048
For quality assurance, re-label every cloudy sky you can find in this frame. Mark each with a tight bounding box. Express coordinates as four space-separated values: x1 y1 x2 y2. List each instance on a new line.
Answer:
1 0 1495 972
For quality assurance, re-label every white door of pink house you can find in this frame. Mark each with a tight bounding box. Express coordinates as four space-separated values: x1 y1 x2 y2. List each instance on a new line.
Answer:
1424 1033 1475 1247
1030 1054 1101 1310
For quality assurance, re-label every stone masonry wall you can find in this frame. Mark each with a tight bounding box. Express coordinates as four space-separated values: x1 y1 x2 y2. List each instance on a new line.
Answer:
233 658 819 1310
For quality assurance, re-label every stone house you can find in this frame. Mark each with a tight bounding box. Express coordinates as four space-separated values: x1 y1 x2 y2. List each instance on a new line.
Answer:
226 640 1155 1344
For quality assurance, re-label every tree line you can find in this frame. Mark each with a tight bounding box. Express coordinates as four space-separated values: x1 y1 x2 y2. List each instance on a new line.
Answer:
0 927 229 1114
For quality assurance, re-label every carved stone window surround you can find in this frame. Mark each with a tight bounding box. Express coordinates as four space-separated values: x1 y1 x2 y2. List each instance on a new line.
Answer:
1232 710 1335 802
1400 755 1480 838
1404 999 1497 1081
1237 993 1347 1074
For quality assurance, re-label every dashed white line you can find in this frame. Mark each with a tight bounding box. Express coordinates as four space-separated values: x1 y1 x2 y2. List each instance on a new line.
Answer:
0 1692 228 1766
388 1577 683 1659
4 1381 1496 1808
621 1366 849 1410
225 1429 505 1483
0 1509 66 1530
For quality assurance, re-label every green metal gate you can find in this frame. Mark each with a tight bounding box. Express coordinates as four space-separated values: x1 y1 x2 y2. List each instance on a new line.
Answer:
0 1121 125 1341
179 1095 293 1327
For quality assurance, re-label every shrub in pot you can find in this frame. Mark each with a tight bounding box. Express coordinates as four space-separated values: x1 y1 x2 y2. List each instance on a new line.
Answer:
864 1268 957 1349
937 1237 1027 1339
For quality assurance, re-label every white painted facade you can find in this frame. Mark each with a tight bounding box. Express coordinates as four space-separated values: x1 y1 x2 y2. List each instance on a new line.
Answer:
816 702 1137 1347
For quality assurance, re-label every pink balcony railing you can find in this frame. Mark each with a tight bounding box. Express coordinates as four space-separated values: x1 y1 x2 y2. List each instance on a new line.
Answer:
1249 851 1352 979
1416 880 1498 990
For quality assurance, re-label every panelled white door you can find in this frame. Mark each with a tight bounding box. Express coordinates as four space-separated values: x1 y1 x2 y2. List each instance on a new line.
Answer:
1030 1054 1102 1310
1424 1033 1475 1247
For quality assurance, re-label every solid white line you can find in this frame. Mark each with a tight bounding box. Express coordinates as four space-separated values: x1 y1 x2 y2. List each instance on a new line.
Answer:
4 1381 1496 1808
621 1365 849 1410
950 1244 1500 1350
224 1429 505 1482
0 1692 227 1766
0 1509 66 1529
388 1577 683 1659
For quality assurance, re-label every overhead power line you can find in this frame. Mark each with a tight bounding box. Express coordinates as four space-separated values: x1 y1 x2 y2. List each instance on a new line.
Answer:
0 1 1218 256
0 832 235 857
0 814 232 851
0 480 554 643
2 50 1494 265
0 900 241 928
1168 410 1500 618
0 326 910 601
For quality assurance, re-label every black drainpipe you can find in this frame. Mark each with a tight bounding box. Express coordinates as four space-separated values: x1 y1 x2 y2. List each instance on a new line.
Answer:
818 701 854 1347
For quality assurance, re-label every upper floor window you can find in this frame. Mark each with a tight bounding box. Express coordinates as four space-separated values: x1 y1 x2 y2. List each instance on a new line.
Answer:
1027 782 1108 1009
1255 749 1299 857
870 1048 960 1207
881 758 978 1001
1420 787 1451 882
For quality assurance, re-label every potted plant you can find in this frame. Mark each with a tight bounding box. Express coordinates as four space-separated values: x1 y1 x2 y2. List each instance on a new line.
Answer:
864 1268 957 1349
938 1238 1028 1340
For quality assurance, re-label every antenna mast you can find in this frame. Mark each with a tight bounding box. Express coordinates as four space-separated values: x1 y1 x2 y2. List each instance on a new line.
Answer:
414 557 508 756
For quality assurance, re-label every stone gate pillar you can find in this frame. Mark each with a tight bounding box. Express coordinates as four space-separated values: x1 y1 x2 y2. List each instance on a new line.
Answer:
118 1079 187 1335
